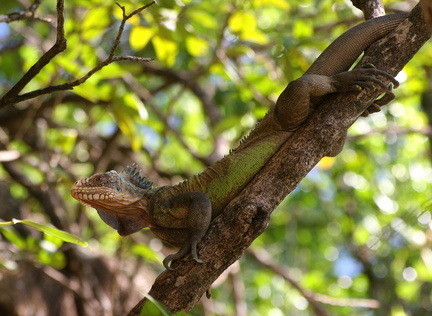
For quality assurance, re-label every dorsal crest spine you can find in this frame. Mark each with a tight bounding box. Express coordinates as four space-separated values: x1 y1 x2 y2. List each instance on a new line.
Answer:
120 163 154 190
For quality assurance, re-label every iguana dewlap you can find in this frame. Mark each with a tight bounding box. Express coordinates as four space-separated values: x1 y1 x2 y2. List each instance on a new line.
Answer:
71 13 406 270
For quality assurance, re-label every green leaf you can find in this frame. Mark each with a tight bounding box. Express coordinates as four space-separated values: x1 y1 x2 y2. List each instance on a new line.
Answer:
228 11 268 44
252 0 290 9
112 95 145 151
185 36 209 57
185 9 218 30
73 84 102 103
0 226 26 249
46 128 78 155
9 219 88 247
293 19 313 38
130 26 157 51
139 293 171 316
229 11 256 34
82 7 110 40
131 243 162 264
152 35 179 66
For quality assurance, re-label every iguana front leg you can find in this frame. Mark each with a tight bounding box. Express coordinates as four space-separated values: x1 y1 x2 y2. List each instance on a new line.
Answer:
150 190 212 270
275 67 398 155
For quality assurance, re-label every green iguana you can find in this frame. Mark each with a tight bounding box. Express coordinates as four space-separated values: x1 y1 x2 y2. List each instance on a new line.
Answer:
71 13 406 270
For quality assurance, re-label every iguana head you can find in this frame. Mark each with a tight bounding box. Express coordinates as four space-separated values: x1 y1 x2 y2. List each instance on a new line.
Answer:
71 164 154 236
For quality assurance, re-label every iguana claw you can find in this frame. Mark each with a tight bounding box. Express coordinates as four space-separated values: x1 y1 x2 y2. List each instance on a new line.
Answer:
163 238 204 271
163 251 204 271
331 65 398 117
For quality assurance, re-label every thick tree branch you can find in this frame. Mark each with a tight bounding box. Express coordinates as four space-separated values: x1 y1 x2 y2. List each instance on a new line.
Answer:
128 4 430 314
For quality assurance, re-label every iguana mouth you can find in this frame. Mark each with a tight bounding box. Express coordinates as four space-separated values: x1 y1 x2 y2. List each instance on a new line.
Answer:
72 192 114 201
70 183 116 202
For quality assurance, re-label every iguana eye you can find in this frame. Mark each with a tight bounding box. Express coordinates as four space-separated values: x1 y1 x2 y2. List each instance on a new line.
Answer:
116 186 121 192
95 176 103 181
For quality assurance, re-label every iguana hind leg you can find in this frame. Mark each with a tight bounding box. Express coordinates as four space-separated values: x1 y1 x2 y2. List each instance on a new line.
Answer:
274 67 398 155
275 67 398 131
151 191 212 270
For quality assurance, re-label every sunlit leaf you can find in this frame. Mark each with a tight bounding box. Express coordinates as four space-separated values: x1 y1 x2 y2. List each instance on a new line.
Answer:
228 11 269 44
152 35 178 66
95 64 127 80
73 84 101 103
185 9 218 30
293 19 314 38
185 36 209 57
318 156 335 170
82 7 110 40
130 26 157 51
229 11 256 34
252 0 290 9
113 95 147 151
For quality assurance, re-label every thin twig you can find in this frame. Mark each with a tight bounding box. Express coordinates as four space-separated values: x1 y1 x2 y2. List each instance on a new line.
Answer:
121 73 215 167
247 249 381 313
112 56 154 62
0 1 156 108
347 125 432 141
246 249 330 316
0 0 50 23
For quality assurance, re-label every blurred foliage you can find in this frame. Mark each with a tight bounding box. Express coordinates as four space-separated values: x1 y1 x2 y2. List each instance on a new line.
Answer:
0 0 431 315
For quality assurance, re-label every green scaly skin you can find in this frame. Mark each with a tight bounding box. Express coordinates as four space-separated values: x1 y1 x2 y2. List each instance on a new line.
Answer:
71 13 407 270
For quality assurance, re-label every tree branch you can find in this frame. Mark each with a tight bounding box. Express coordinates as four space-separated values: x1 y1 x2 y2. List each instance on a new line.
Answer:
247 249 380 313
351 0 385 19
0 1 155 109
0 0 50 23
128 4 431 314
0 0 67 104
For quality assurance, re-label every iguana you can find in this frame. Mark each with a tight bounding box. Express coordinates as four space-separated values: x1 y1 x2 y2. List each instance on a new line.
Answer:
71 13 406 270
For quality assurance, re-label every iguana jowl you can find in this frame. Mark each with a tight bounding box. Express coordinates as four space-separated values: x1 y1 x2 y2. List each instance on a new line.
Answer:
71 13 406 270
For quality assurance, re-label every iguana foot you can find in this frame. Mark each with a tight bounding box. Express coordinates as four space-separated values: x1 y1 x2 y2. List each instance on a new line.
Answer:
163 237 204 271
331 65 398 117
331 66 399 93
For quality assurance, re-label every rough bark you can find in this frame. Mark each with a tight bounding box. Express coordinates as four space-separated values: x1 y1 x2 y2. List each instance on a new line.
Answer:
352 0 385 19
128 4 431 314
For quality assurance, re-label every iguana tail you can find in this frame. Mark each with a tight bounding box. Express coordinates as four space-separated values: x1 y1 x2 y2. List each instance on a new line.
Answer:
306 13 408 76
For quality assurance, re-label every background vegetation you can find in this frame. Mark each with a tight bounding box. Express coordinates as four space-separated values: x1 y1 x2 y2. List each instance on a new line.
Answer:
0 0 431 315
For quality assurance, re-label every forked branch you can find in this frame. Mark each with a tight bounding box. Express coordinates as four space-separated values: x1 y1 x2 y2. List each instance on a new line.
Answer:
0 1 156 108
